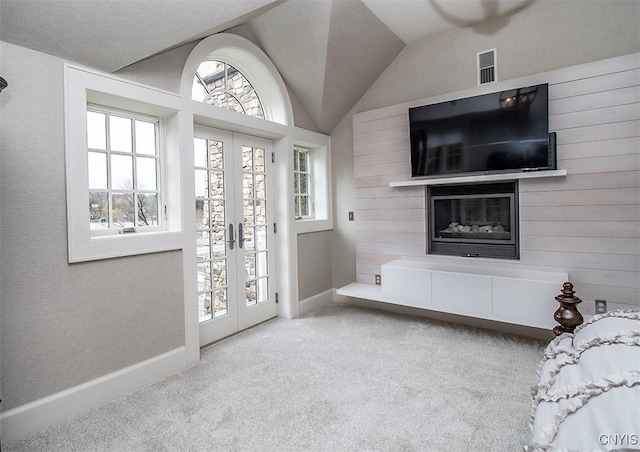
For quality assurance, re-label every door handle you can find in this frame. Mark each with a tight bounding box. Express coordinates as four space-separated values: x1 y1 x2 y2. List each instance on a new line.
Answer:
238 222 244 249
227 223 235 250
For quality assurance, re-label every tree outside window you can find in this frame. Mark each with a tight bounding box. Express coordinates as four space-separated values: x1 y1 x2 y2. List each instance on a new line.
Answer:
87 108 161 232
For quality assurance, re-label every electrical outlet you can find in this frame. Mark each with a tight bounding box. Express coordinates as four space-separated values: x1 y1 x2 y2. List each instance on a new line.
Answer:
595 299 607 314
375 274 381 285
348 211 354 221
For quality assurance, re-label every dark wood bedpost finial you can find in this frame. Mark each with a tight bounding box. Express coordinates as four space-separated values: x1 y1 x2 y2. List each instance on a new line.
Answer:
553 282 584 336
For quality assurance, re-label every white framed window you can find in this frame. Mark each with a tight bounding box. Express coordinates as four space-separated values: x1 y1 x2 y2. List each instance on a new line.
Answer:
64 64 183 262
87 106 162 235
180 34 293 126
291 134 332 234
293 147 312 219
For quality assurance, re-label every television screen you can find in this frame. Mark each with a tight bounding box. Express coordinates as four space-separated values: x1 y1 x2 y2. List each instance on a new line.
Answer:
409 84 551 178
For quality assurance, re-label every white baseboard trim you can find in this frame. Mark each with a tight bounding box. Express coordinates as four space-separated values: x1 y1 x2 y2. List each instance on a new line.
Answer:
1 346 187 443
298 288 335 317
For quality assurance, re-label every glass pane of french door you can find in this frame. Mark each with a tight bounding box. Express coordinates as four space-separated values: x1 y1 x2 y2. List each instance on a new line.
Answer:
194 127 276 346
242 144 268 306
237 138 276 331
194 135 229 322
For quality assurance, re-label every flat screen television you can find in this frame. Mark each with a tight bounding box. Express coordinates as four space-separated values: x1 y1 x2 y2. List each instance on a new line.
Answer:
409 83 554 178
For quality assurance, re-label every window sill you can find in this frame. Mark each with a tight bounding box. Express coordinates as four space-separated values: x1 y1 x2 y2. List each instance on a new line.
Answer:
294 218 333 234
69 231 183 263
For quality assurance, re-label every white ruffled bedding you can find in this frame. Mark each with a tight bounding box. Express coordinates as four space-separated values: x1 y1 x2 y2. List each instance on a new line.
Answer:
528 310 640 452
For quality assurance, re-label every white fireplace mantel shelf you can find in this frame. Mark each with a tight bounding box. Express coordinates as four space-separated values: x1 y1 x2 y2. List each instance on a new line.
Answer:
389 169 567 187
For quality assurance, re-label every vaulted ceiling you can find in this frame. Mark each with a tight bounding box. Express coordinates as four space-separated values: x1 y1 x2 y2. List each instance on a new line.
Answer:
246 0 404 132
0 0 531 133
0 0 285 74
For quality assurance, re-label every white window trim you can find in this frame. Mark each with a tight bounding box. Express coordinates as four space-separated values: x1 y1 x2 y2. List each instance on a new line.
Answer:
292 132 332 234
87 104 164 236
293 147 312 220
181 34 294 126
64 64 184 262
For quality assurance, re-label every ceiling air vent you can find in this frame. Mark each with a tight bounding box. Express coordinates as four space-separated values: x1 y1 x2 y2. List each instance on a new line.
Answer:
477 49 497 85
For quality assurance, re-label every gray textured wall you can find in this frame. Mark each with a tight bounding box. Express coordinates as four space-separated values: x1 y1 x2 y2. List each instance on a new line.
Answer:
331 0 640 291
297 231 333 301
0 42 185 410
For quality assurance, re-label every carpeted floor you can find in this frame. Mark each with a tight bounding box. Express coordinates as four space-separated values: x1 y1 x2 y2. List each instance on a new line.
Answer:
5 302 546 451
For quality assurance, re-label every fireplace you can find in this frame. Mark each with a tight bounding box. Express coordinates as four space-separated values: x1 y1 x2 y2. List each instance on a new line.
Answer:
427 182 519 259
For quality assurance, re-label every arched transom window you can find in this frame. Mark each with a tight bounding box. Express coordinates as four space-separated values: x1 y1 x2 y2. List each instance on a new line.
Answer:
192 60 264 118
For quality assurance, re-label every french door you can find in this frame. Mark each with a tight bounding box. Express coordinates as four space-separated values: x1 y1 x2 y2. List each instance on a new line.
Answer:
194 126 277 346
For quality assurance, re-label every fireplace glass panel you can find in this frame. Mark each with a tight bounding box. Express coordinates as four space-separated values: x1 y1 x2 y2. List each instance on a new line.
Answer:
428 182 519 259
433 194 514 244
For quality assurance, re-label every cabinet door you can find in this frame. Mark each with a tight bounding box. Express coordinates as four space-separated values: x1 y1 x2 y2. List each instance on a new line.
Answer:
381 265 431 308
432 271 492 315
493 278 560 329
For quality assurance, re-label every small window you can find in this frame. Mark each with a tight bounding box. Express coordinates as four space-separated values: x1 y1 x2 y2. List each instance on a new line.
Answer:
87 107 162 234
192 60 264 118
293 147 312 219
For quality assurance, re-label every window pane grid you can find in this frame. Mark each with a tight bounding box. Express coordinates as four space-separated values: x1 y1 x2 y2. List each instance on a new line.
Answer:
245 276 268 307
195 138 229 321
294 147 311 219
194 61 264 119
242 146 269 306
87 107 160 231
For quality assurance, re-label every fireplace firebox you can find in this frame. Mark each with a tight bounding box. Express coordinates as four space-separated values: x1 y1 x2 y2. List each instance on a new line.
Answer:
427 182 519 259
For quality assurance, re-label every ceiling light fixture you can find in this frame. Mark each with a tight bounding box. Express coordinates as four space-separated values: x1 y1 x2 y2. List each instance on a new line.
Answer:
430 0 533 35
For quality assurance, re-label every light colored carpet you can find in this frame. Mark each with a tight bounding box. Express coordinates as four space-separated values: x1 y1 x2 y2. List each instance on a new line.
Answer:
5 302 546 451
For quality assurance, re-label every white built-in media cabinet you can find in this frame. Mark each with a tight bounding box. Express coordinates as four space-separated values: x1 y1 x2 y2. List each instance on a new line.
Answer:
337 170 570 331
337 260 568 330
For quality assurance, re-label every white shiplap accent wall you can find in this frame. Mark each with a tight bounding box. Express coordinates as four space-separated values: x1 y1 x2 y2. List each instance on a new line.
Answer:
352 53 639 312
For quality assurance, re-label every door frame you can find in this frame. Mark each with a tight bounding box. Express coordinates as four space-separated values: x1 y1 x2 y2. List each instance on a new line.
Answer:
181 121 331 364
180 35 332 365
193 127 278 347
